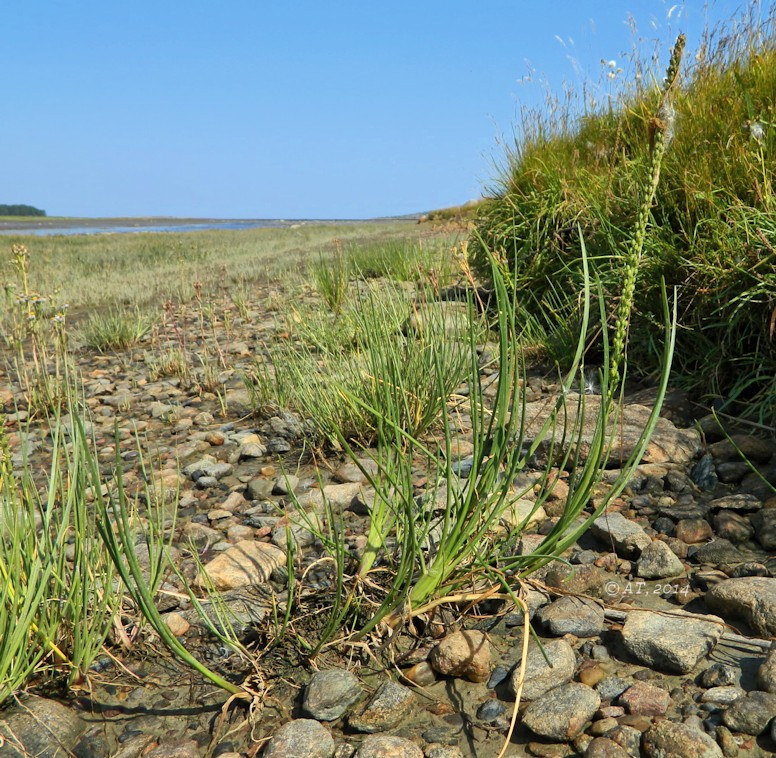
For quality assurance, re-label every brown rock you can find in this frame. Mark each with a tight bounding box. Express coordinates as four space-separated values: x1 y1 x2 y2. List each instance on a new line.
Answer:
675 518 713 544
429 630 491 682
196 540 285 590
618 681 671 716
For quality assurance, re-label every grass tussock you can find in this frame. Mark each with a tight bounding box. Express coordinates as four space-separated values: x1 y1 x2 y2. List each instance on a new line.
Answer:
469 4 776 421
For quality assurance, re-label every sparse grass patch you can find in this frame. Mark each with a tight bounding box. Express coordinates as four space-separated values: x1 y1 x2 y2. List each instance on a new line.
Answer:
79 306 155 352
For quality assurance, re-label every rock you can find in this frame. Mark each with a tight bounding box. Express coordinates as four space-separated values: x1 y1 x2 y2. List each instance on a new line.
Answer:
590 511 651 557
621 609 723 673
521 682 601 740
705 577 776 636
429 630 491 683
297 482 365 512
263 719 335 758
722 690 776 735
196 540 285 589
272 473 299 495
749 510 776 550
713 511 754 543
180 584 273 636
271 510 322 549
476 699 506 722
333 458 380 484
577 660 606 687
143 742 201 758
708 494 763 512
402 661 436 687
246 477 274 500
424 745 464 758
702 663 741 688
642 719 723 757
508 638 576 701
617 681 671 716
714 725 739 758
522 396 701 466
500 497 547 530
303 670 364 721
636 539 685 579
585 737 631 758
407 302 471 339
675 518 713 544
348 681 415 733
595 677 633 701
0 695 87 757
709 435 775 463
691 539 748 567
535 596 605 637
605 725 642 756
757 647 776 693
700 686 746 705
354 735 424 757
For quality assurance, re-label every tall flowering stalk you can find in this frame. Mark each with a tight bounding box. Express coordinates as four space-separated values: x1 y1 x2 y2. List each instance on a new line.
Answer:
608 34 685 399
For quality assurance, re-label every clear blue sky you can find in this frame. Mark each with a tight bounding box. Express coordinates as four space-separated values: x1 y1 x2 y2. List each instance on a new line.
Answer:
2 1 749 219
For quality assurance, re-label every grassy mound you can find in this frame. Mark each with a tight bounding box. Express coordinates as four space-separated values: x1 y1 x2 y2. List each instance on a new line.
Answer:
469 5 776 422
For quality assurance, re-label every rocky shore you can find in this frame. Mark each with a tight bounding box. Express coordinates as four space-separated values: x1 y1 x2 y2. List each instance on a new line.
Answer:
2 285 776 758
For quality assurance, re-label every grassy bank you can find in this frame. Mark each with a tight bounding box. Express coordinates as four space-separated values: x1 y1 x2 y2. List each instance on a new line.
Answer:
469 3 775 422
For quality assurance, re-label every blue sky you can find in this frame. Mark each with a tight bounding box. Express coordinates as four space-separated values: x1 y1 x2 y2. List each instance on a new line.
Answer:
2 1 749 218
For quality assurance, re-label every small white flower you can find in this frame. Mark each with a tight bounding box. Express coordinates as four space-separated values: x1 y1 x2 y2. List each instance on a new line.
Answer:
750 121 765 143
607 60 617 68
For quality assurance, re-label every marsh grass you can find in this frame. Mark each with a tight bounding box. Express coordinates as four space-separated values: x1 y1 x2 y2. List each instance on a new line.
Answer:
470 3 775 420
79 306 155 352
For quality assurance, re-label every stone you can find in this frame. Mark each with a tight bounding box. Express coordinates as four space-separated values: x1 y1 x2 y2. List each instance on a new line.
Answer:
196 540 285 589
500 497 547 530
709 435 775 463
354 736 424 757
429 630 491 683
590 511 651 557
476 699 506 722
691 539 746 566
272 473 299 495
605 725 642 756
642 719 723 758
536 596 605 637
714 726 739 758
303 670 364 721
705 577 776 636
297 482 365 512
700 686 745 705
348 681 415 733
757 647 776 693
521 682 601 741
675 518 713 544
713 511 754 543
508 638 576 701
402 661 436 687
263 719 335 758
143 742 201 758
701 663 741 688
722 690 776 735
636 539 685 579
595 677 632 701
584 738 631 758
424 745 464 758
333 458 379 484
749 510 776 550
617 681 672 716
522 396 701 467
621 609 723 673
0 695 87 757
708 493 763 512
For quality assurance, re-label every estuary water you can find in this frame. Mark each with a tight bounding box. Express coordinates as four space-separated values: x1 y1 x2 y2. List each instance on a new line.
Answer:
0 219 305 236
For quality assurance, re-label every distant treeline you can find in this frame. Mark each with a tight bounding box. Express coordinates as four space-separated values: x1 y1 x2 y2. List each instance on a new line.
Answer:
0 204 46 216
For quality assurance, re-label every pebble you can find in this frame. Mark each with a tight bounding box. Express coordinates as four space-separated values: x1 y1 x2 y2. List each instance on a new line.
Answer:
348 681 415 733
303 670 364 721
642 719 723 758
262 719 335 758
0 695 86 756
584 737 631 757
636 539 685 578
721 690 776 735
757 647 776 693
595 677 632 701
429 630 491 682
700 686 746 705
705 576 776 636
521 682 601 740
402 661 436 687
701 663 741 688
617 681 671 716
675 518 713 544
620 609 724 673
196 540 285 589
508 638 576 700
535 596 605 637
353 735 423 758
475 699 505 722
590 511 651 557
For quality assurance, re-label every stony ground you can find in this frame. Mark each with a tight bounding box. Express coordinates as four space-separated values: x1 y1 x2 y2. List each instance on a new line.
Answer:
3 276 776 758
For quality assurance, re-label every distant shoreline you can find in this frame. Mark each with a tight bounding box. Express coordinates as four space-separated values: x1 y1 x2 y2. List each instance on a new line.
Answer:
0 215 420 232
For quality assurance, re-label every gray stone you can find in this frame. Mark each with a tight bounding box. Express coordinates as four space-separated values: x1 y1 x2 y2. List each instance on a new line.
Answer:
535 595 605 637
508 638 576 701
708 493 763 512
642 719 723 757
595 677 632 701
272 473 299 495
348 681 415 733
0 695 87 757
590 511 651 558
705 577 776 636
713 511 754 544
585 737 631 758
521 682 600 741
354 735 424 758
722 690 776 735
621 609 723 673
701 686 746 705
605 725 642 756
636 539 685 579
303 669 364 721
263 719 335 758
690 539 746 567
429 629 491 682
246 477 274 500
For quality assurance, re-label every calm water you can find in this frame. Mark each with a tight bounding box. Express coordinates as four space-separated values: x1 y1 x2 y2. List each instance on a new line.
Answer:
0 219 304 236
